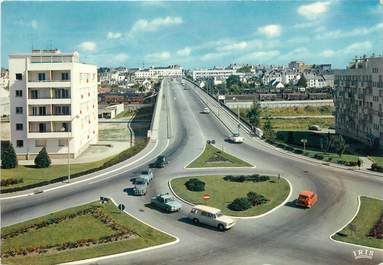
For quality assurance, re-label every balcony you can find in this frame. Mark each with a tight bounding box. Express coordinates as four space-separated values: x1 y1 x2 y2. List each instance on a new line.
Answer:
28 97 71 105
28 80 71 88
28 130 72 139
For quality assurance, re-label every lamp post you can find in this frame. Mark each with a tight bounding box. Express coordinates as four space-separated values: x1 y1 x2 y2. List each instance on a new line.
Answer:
61 114 80 183
301 138 307 152
233 97 240 134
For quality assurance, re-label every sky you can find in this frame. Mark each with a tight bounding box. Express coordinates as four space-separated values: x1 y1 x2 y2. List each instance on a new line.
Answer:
2 0 383 69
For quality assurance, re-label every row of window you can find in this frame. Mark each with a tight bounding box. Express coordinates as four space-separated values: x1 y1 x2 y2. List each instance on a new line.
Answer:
14 139 67 148
14 72 70 81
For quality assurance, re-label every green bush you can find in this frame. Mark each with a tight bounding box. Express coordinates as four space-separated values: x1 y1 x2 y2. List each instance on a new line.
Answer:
1 143 17 169
247 192 268 206
345 161 358 167
371 163 383 173
0 178 23 187
34 147 51 168
223 174 270 182
185 178 205 191
337 160 346 165
314 153 324 160
293 148 303 154
228 197 252 211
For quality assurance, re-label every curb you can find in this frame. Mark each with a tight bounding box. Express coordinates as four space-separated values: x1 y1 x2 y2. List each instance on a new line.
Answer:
59 197 180 265
329 195 383 251
168 175 293 220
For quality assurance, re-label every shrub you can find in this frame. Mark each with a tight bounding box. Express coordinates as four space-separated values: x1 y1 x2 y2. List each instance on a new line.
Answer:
34 147 51 168
371 163 383 173
247 192 268 206
223 174 270 182
337 160 346 165
314 154 324 160
293 148 303 154
1 143 17 169
345 161 358 167
185 178 205 191
0 178 23 187
228 197 252 211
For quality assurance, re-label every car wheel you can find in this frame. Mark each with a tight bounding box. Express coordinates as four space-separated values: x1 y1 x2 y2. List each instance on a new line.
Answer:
218 224 225 231
193 218 199 224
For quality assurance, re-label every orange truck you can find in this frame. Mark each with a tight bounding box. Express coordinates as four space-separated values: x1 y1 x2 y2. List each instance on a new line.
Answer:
296 191 318 208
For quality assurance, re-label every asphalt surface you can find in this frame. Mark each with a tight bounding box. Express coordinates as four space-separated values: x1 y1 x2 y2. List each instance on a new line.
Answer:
1 78 382 265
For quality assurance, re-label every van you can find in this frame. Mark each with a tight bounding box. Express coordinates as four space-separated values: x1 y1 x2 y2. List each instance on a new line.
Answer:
188 205 236 231
296 191 318 208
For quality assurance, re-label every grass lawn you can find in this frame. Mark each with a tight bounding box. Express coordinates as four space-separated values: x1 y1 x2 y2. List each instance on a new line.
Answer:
370 156 383 167
333 196 383 249
171 175 290 217
187 144 252 168
261 106 334 116
1 201 176 265
260 117 334 131
1 141 148 192
114 110 135 119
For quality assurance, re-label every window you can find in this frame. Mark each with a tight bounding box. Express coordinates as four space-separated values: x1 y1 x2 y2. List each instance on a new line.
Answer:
38 73 46 81
15 90 23 97
16 123 23 131
16 140 23 147
61 72 69 81
58 139 66 146
15 107 23 114
31 90 39 99
16 73 22 80
35 139 47 147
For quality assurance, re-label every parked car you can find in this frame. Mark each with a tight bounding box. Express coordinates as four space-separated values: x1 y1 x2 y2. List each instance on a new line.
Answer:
308 125 321 131
133 177 148 196
201 107 210 114
150 155 168 168
295 191 318 208
151 193 182 212
227 133 244 143
139 168 153 182
188 205 236 231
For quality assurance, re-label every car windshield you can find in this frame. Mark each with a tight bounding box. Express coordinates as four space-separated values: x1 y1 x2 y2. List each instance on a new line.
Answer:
233 133 240 137
141 170 149 174
136 179 146 185
216 212 223 217
164 198 174 203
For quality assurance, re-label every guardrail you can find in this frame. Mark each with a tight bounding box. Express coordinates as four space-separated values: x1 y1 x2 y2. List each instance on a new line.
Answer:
147 81 163 141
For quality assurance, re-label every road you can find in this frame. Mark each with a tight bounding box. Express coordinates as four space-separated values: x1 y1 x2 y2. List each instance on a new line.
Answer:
1 78 382 265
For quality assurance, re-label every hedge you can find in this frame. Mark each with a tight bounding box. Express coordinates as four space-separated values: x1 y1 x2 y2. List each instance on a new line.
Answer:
185 178 205 191
371 163 383 173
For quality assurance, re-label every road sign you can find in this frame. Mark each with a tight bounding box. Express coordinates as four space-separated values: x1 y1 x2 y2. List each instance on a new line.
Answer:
118 204 125 211
202 194 210 201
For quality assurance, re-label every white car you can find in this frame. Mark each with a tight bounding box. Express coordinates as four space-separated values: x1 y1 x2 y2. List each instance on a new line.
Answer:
188 205 236 231
201 107 210 114
228 133 244 143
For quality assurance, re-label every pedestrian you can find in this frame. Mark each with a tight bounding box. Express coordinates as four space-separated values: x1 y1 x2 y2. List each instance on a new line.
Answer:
357 159 361 169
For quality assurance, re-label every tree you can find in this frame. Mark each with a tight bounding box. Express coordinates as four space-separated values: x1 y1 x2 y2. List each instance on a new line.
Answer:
263 115 275 141
333 135 347 157
226 75 241 89
34 147 51 168
246 100 261 128
297 75 307 88
1 143 18 169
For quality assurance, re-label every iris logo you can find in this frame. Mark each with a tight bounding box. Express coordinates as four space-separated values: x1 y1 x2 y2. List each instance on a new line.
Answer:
352 249 374 260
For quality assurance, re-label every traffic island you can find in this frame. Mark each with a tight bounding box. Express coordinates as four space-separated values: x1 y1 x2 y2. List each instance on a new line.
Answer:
171 175 290 217
332 196 383 249
1 201 176 265
187 144 252 168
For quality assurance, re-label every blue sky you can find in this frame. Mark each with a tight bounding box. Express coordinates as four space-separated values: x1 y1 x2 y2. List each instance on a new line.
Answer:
2 1 383 69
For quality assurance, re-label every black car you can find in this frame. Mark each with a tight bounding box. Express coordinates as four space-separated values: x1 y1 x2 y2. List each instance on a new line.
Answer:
150 155 168 168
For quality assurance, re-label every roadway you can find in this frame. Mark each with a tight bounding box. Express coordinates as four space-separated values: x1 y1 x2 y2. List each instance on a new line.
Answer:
1 78 382 265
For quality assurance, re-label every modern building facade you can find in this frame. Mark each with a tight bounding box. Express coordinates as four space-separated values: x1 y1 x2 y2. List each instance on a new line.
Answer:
334 56 383 148
9 49 98 159
192 69 236 81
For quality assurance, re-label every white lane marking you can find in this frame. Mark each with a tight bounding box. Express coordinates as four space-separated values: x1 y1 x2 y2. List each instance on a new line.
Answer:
58 197 180 265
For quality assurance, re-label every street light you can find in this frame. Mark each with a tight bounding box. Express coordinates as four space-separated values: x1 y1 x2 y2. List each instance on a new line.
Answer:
300 138 308 152
61 114 80 183
233 97 240 134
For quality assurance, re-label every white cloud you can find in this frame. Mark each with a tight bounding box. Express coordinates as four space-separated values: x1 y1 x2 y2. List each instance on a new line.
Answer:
320 49 335 57
146 51 171 61
107 32 122 39
342 41 372 54
216 41 248 52
257 24 282 38
243 50 280 61
115 53 129 62
177 47 191 57
78 41 96 52
31 20 38 29
316 23 383 40
297 1 330 20
200 51 228 61
129 16 183 36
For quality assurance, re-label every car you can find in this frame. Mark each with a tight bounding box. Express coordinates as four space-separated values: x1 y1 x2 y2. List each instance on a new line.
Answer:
139 168 153 182
308 125 321 131
133 177 148 196
150 155 168 168
227 133 244 143
188 205 236 231
151 193 182 212
295 191 318 208
201 107 210 114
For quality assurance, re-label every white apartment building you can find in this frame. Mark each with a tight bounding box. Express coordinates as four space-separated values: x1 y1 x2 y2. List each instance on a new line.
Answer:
135 65 182 80
192 69 236 81
334 56 383 147
9 49 98 159
305 73 327 88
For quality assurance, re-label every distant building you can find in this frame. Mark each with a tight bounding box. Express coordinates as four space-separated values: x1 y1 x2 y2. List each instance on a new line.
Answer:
9 49 98 159
334 55 383 147
304 73 326 88
192 68 236 80
135 65 182 80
